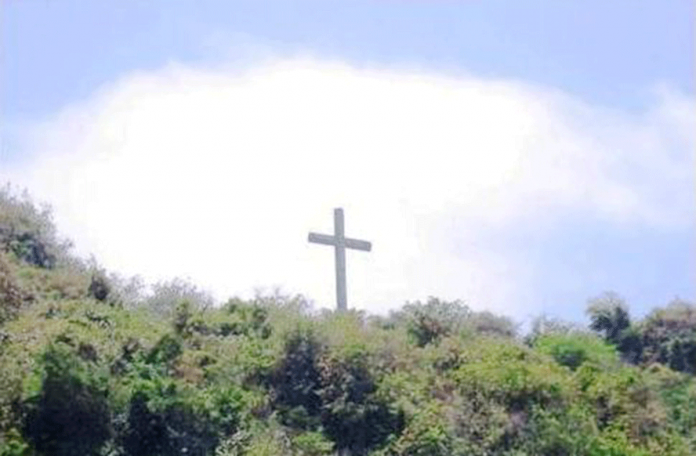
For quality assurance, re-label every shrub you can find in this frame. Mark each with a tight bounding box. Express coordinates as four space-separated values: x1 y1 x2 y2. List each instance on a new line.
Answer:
147 333 184 367
270 327 323 429
88 269 111 302
399 297 471 347
535 333 619 371
223 300 272 339
639 300 696 374
144 278 214 317
0 186 71 269
380 404 454 456
0 254 26 324
122 390 217 456
453 340 572 414
291 431 334 456
525 314 584 346
466 311 517 338
120 377 246 456
0 428 30 456
318 348 404 454
395 298 516 347
22 344 112 456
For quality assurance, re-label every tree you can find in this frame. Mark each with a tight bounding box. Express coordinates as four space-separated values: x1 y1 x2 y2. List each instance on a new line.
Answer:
0 186 71 269
88 269 111 302
397 297 471 347
587 292 631 345
640 299 696 374
144 278 214 317
586 292 642 363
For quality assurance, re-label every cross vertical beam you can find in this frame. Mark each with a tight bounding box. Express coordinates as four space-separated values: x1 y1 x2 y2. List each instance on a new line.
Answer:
334 208 347 311
308 208 372 312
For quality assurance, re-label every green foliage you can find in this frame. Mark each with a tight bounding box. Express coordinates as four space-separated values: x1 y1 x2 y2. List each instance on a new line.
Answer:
1 192 696 455
119 380 246 456
0 428 30 456
144 277 214 317
173 299 195 336
87 268 111 302
181 299 273 341
587 292 646 365
525 314 584 346
535 332 619 371
587 292 632 345
587 294 696 374
640 300 696 374
395 297 515 347
318 346 404 454
223 299 272 339
0 186 71 269
215 424 291 456
400 297 471 346
147 333 184 366
271 327 323 429
269 319 404 454
0 254 27 325
453 340 573 413
291 431 334 455
22 343 112 456
378 404 453 456
645 364 696 445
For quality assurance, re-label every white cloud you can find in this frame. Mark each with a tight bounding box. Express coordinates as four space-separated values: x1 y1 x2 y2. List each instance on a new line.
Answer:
2 57 694 318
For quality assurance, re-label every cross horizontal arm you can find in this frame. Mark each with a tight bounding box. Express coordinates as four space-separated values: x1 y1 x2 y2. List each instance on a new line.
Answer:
308 232 372 251
308 232 336 246
344 238 372 252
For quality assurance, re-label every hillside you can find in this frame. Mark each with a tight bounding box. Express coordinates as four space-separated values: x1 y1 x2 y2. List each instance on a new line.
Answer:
1 187 695 456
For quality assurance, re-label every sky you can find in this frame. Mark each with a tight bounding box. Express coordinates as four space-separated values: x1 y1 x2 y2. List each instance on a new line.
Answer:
1 1 694 325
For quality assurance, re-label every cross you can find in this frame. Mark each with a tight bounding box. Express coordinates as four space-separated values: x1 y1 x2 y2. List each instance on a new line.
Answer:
308 208 372 311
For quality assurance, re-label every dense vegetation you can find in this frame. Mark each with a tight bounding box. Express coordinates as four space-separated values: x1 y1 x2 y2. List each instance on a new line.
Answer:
1 186 695 455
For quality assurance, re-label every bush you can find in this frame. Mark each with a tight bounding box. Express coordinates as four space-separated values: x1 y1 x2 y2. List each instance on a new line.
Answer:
0 428 30 456
121 390 218 456
120 377 246 456
647 365 696 447
0 186 71 269
587 292 632 345
466 310 517 338
0 254 26 324
380 405 454 456
88 269 111 302
318 348 404 454
291 431 334 456
144 278 214 317
22 344 112 456
535 333 619 371
640 300 696 374
271 327 323 429
147 333 184 367
394 298 516 347
398 297 471 347
451 338 574 447
525 314 583 346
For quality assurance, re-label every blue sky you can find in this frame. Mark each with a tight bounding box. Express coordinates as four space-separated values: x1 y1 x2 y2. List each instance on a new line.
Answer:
5 1 693 121
1 0 694 323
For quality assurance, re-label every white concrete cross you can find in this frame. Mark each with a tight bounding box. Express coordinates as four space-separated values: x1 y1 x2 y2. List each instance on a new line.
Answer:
308 208 372 311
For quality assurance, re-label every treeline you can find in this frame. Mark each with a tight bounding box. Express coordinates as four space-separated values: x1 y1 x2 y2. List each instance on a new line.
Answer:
1 186 695 456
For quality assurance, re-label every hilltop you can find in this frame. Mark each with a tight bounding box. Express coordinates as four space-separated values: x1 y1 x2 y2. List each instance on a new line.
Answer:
1 186 695 456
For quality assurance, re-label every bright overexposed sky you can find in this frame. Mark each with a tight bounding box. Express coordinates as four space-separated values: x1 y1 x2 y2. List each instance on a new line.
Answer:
1 1 694 324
